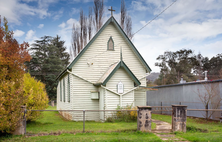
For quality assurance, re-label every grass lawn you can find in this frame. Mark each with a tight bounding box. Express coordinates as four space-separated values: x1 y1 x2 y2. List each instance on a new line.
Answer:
0 106 160 142
2 132 162 142
2 107 221 142
27 106 156 133
152 113 222 142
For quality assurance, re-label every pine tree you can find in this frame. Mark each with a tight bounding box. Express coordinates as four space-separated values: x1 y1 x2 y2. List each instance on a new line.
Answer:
26 35 70 99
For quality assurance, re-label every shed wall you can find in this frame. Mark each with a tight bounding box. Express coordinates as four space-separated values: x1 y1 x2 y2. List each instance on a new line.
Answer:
147 82 222 119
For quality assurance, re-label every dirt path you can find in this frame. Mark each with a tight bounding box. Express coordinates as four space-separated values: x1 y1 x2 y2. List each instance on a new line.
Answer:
152 119 189 142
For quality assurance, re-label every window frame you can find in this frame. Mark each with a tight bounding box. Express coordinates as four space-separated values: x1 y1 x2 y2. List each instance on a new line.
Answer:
67 74 70 102
63 78 65 102
107 36 114 50
60 81 62 102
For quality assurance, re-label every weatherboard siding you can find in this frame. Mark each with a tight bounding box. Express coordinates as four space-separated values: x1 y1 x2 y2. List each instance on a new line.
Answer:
71 23 146 84
106 68 134 109
57 74 74 119
57 20 148 121
57 74 99 121
134 90 146 106
70 75 99 121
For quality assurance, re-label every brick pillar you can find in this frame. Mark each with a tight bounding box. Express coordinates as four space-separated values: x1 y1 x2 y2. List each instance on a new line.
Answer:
172 105 187 132
13 106 26 135
137 106 152 132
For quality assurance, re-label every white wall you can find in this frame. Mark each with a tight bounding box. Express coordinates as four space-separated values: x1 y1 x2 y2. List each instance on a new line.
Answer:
71 23 147 84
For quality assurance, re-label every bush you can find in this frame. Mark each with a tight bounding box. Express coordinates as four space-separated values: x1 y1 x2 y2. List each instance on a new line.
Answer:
0 17 47 133
0 17 31 133
23 73 48 121
0 69 25 133
106 104 138 122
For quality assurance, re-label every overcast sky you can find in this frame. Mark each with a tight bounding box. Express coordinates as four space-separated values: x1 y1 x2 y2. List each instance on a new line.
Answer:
0 0 222 72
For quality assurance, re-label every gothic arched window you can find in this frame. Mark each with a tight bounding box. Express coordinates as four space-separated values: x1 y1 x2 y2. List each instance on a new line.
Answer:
107 36 114 50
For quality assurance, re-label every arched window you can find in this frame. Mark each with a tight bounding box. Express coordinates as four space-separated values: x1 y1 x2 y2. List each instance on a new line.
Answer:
107 36 114 50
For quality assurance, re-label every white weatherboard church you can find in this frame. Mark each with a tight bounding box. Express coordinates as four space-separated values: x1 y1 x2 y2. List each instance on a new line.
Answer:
56 15 152 121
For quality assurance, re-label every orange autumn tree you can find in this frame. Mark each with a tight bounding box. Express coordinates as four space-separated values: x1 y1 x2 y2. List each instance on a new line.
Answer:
0 17 31 133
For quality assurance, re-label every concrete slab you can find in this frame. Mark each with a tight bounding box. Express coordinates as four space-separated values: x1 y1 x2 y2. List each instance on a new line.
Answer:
152 119 189 141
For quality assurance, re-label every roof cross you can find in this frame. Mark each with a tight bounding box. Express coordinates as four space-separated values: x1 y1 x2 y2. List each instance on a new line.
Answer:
108 6 115 16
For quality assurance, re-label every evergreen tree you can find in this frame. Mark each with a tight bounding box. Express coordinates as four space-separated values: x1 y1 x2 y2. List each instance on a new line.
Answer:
26 35 69 99
155 49 198 85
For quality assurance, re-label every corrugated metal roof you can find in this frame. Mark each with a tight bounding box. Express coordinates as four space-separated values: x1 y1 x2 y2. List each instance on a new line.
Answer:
152 79 222 88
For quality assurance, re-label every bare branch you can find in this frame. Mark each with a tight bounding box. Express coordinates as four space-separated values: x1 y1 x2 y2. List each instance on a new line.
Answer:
196 82 222 120
79 9 84 50
125 15 133 40
98 0 104 29
83 15 88 47
93 0 104 32
120 0 126 30
71 24 80 57
88 7 93 41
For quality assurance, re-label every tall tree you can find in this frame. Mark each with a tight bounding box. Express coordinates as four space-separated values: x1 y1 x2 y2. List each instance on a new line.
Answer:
79 9 84 50
155 49 198 85
125 15 132 39
120 0 133 40
120 0 126 30
70 0 134 58
83 15 88 47
71 24 80 57
88 7 93 41
26 36 70 99
94 0 104 32
207 54 222 79
0 16 31 133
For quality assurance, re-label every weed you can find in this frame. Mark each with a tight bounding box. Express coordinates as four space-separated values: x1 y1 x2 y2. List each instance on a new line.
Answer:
106 104 138 122
187 126 208 133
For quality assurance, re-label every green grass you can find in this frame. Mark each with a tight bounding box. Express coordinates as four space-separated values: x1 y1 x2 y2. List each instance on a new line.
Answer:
2 132 162 142
152 113 222 142
27 106 137 133
1 107 161 141
26 106 156 134
4 107 222 142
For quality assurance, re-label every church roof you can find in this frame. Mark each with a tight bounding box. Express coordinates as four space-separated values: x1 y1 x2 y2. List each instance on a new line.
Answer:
94 61 141 86
56 16 151 80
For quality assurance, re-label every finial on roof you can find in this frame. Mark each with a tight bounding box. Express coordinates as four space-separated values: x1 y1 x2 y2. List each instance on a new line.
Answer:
120 47 122 61
108 6 115 16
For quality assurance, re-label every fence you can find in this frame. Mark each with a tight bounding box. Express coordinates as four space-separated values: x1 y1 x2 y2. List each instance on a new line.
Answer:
23 109 139 135
19 106 222 135
147 101 222 120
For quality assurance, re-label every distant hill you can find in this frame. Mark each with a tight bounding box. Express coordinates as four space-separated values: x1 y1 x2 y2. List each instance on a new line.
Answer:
146 72 160 83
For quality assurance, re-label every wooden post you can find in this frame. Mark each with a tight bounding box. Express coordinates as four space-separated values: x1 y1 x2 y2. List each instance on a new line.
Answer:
83 110 85 132
161 102 162 114
172 105 187 132
137 106 152 132
13 106 26 135
120 95 122 107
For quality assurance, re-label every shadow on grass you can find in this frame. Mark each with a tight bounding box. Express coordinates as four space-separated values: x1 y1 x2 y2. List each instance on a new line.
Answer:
27 121 53 126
